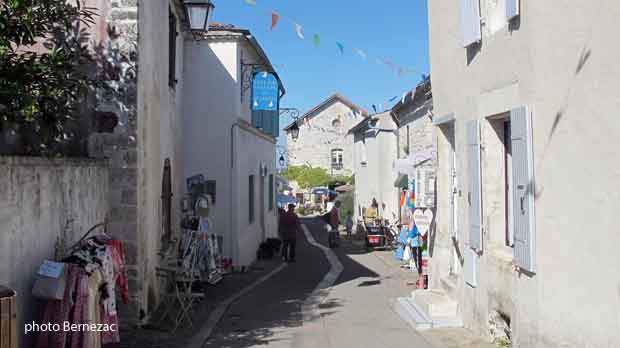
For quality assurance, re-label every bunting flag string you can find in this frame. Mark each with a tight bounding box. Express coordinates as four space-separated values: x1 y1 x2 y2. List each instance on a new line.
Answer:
239 0 419 78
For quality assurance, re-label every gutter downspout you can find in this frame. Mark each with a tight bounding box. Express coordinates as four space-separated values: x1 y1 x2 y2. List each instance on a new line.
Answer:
230 122 240 268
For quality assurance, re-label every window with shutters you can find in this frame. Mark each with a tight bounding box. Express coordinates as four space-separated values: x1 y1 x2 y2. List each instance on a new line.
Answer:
461 0 481 47
168 7 177 88
510 106 536 273
485 116 515 250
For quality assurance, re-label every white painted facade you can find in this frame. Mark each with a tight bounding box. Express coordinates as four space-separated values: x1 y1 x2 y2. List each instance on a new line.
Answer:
183 27 280 267
428 0 620 346
351 112 399 224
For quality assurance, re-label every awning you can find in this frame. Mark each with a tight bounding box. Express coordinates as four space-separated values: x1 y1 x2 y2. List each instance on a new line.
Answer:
393 149 436 174
394 173 409 188
335 184 354 193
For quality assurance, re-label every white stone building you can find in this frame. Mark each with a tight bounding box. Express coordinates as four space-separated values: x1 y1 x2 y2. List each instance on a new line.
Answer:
183 24 283 268
404 0 620 347
284 94 368 176
349 111 399 223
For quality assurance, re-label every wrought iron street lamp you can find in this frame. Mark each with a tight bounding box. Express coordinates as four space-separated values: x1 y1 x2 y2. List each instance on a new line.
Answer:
289 121 300 140
183 0 215 34
279 155 286 167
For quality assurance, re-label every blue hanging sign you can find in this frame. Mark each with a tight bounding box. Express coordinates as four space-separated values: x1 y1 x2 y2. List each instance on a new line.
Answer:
252 72 279 111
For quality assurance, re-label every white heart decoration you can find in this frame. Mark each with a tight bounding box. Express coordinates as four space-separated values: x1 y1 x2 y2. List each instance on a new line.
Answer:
413 209 434 236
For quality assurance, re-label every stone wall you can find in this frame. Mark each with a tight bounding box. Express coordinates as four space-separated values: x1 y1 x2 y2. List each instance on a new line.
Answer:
287 99 362 176
89 0 142 321
0 157 109 347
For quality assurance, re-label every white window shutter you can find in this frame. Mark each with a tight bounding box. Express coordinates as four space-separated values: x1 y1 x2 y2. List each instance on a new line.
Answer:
506 0 520 20
466 120 482 252
461 0 482 47
464 248 478 287
510 106 536 272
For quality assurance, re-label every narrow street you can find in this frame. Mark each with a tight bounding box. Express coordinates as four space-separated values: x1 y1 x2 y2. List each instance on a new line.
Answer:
203 217 433 348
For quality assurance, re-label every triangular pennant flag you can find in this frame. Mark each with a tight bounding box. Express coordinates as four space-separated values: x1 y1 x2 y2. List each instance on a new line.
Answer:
244 0 256 5
271 11 280 30
336 42 344 55
355 49 367 60
294 23 304 39
313 34 321 47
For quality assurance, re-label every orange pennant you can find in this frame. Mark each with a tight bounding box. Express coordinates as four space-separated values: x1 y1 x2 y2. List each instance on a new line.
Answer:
271 11 280 30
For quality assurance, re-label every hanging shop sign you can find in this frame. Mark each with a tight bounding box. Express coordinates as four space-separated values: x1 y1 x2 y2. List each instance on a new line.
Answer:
415 168 436 208
252 71 279 111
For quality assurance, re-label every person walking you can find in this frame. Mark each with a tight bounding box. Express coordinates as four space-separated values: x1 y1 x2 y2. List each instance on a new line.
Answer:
279 203 301 262
345 215 354 240
328 201 341 248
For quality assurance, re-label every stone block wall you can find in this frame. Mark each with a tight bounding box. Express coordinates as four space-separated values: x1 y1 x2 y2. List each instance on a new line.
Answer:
287 100 362 176
89 0 142 321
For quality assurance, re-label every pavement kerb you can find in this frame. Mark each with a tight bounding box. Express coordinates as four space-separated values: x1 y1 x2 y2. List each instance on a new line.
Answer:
186 262 288 348
300 222 344 321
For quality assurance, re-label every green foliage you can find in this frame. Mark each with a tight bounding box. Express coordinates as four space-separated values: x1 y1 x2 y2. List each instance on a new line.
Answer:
296 205 306 216
282 165 354 189
0 0 99 155
336 191 354 221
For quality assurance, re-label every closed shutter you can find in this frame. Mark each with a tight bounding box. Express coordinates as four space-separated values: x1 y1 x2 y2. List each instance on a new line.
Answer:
506 0 520 20
466 120 482 252
461 0 481 47
510 106 536 272
464 248 478 287
251 110 263 130
273 110 280 138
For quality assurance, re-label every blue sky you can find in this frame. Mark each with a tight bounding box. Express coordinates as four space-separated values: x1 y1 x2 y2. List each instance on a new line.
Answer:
210 0 430 149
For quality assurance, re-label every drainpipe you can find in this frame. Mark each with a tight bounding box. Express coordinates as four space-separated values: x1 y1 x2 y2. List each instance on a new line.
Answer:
230 122 240 268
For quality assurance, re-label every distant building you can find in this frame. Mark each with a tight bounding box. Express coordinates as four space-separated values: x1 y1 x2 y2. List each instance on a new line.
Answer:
348 111 399 223
284 94 368 176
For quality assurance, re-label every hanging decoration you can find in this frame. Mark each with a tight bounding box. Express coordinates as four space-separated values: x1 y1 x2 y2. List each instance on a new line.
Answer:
313 34 321 47
295 23 305 39
336 42 344 55
271 11 280 30
355 48 367 60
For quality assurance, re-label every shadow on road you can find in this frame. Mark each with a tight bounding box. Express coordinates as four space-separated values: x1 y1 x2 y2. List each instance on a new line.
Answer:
201 217 383 348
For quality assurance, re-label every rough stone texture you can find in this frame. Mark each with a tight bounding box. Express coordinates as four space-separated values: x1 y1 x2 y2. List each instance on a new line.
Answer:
286 96 365 177
0 156 109 348
89 0 142 321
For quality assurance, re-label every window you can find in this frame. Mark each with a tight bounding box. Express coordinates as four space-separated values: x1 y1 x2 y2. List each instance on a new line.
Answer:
331 149 343 170
332 118 341 128
268 174 274 211
249 175 255 223
168 7 177 88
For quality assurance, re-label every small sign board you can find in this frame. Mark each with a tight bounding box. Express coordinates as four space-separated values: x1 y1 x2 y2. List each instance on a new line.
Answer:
252 72 279 111
37 260 65 279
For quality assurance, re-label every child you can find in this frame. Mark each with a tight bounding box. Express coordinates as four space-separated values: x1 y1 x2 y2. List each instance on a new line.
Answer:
345 215 354 239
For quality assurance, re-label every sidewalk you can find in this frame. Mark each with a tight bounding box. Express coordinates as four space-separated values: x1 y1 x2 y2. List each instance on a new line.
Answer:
117 258 284 348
